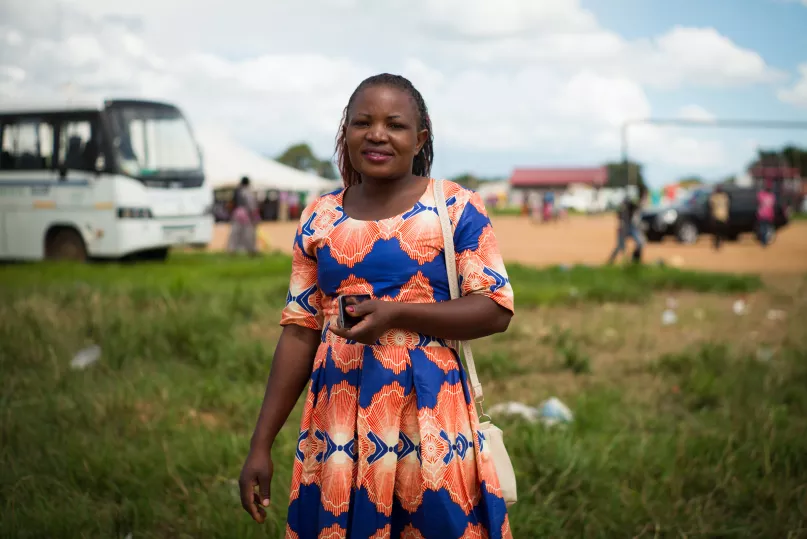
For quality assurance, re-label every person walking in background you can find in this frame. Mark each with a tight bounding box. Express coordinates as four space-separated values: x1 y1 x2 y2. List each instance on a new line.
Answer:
238 73 514 538
709 185 730 250
227 176 260 256
756 182 776 247
629 186 648 263
607 194 633 264
608 187 646 264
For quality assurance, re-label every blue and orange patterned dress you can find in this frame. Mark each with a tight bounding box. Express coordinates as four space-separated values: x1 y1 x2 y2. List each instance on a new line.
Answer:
280 179 515 539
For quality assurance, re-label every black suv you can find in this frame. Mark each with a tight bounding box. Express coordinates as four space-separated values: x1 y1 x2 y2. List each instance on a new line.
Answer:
640 186 790 244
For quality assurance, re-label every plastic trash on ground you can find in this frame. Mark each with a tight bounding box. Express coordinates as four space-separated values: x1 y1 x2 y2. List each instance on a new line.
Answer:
70 344 101 370
538 397 574 427
756 346 774 362
732 299 747 316
489 397 574 427
488 402 540 423
661 309 678 326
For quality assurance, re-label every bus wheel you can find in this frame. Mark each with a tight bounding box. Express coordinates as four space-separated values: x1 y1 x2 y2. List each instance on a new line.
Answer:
45 228 88 262
141 247 169 261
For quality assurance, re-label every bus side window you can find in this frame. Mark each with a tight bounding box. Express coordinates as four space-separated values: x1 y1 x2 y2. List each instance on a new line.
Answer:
57 120 97 172
0 120 55 171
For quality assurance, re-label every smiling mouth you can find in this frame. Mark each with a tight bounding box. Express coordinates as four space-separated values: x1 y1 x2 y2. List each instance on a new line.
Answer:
361 150 393 162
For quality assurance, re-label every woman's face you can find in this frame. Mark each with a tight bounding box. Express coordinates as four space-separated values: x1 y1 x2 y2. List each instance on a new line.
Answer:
345 85 428 181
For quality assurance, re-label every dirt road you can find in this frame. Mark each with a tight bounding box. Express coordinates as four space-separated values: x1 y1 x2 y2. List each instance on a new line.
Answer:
209 215 807 274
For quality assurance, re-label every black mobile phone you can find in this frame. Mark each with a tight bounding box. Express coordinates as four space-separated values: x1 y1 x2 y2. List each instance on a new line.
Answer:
337 294 371 328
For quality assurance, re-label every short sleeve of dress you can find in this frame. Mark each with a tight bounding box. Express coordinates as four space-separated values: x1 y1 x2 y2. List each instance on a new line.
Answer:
280 203 324 330
453 190 515 313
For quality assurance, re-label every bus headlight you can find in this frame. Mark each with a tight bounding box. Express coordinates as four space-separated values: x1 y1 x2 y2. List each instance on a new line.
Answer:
117 207 153 219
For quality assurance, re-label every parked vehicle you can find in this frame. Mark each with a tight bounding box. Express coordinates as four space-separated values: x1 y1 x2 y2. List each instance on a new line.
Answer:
0 99 212 261
639 186 790 244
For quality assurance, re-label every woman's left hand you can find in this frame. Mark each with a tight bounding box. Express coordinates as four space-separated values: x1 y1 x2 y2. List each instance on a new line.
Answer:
329 299 398 345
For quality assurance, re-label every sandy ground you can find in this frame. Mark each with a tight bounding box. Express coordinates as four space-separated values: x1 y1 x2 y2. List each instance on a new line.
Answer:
208 215 807 274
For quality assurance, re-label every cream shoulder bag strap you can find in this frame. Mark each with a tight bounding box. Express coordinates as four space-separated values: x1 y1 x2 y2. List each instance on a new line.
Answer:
433 178 517 507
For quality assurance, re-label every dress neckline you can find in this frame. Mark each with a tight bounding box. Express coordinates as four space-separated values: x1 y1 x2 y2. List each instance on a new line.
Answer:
338 178 434 223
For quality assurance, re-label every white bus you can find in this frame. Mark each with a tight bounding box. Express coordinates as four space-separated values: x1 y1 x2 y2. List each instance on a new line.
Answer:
0 99 213 261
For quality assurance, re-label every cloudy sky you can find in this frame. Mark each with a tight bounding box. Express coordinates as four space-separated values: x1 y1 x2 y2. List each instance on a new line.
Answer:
2 0 807 186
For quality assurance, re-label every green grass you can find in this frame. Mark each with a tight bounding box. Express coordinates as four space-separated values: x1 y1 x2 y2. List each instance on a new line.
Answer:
509 263 761 307
0 253 762 310
505 345 807 536
1 254 802 538
488 206 523 217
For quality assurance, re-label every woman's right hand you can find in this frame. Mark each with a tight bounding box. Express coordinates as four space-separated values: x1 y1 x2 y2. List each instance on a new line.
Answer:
238 446 274 523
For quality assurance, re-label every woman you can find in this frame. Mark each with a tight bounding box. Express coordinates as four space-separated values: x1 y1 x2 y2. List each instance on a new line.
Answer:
227 176 260 255
239 73 515 538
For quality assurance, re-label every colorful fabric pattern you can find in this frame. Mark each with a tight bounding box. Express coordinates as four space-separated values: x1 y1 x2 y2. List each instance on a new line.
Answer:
280 179 515 539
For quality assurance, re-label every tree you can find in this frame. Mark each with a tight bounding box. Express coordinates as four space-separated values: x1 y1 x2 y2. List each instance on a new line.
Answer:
276 143 320 172
748 145 807 177
605 161 646 189
275 143 339 180
780 145 807 178
317 161 338 180
677 176 704 188
451 173 481 190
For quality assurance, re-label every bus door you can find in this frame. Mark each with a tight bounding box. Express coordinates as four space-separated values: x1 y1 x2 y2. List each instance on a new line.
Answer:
0 116 58 259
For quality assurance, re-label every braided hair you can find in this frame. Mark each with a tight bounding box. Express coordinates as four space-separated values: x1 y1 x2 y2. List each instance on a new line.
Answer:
335 73 434 187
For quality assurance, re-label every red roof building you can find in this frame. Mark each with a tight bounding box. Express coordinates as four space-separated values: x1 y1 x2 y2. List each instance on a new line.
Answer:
509 167 607 189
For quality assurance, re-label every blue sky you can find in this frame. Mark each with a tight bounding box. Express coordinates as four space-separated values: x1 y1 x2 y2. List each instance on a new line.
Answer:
432 0 807 186
615 0 807 186
595 0 807 119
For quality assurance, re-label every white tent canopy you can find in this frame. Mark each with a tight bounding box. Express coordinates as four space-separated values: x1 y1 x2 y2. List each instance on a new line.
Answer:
195 127 339 195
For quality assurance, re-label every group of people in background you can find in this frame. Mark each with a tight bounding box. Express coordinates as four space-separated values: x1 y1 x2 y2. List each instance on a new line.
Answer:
709 183 777 249
227 175 785 262
606 181 781 265
524 190 568 223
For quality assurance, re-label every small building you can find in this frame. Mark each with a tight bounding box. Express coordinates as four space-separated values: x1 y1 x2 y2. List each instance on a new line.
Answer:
508 166 608 208
509 167 607 194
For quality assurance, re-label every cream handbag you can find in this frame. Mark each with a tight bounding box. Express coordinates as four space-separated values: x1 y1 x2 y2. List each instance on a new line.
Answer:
433 178 518 507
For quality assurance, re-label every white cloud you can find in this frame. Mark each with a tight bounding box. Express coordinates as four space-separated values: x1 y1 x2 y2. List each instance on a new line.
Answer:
630 124 727 168
677 105 717 122
422 0 598 38
778 63 807 108
437 25 782 90
0 0 785 183
634 26 781 88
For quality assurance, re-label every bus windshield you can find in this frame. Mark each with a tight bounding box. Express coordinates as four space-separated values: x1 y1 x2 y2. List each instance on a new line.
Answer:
107 103 201 178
